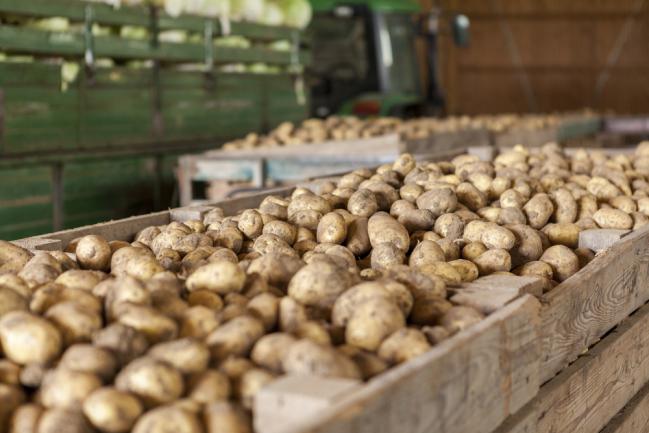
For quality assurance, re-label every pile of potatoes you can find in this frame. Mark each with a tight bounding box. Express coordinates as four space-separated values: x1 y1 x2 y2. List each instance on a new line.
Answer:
2 141 649 433
220 115 487 150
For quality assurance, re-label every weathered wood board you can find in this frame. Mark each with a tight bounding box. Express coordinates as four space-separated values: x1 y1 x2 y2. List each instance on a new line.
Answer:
600 381 649 433
496 302 649 433
539 225 649 383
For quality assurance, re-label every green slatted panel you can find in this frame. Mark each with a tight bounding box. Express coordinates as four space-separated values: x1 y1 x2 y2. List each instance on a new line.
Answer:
2 87 79 154
63 157 157 229
0 165 53 239
265 75 310 129
160 73 263 141
78 68 154 148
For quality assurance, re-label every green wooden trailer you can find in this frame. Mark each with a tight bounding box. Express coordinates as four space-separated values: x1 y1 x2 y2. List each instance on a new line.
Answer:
0 0 309 239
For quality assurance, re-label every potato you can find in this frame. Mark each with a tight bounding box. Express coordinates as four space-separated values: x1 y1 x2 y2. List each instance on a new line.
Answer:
210 227 244 253
367 212 410 252
40 368 102 409
543 223 580 248
0 287 27 318
0 274 30 298
115 357 184 407
37 407 93 433
456 182 487 211
263 220 298 245
288 209 322 231
45 301 101 346
418 261 462 286
449 259 479 282
462 220 490 243
186 261 245 295
253 234 298 258
345 297 405 351
514 261 554 280
237 368 275 410
316 212 347 244
407 240 444 268
251 333 296 373
186 369 231 405
462 242 487 261
54 269 105 292
59 344 116 382
436 238 461 262
409 294 452 326
288 192 331 216
433 213 464 240
473 249 512 275
83 387 143 433
246 253 303 290
506 224 544 266
0 240 32 275
247 293 280 331
132 406 201 433
116 303 178 344
345 217 371 257
288 261 356 311
575 247 595 268
416 188 457 217
8 404 42 433
204 402 252 433
0 311 62 365
75 235 112 271
360 181 399 210
593 208 633 230
0 384 25 433
237 210 264 239
440 306 484 334
282 339 360 379
421 325 450 345
587 176 621 200
206 315 265 361
400 183 423 202
370 242 405 270
92 323 149 366
148 338 209 375
523 193 554 229
499 189 526 209
377 328 431 364
540 245 580 282
481 224 516 250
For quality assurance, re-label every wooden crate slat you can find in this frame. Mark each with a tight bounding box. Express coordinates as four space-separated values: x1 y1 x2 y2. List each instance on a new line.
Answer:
497 301 649 433
540 225 649 383
600 381 649 433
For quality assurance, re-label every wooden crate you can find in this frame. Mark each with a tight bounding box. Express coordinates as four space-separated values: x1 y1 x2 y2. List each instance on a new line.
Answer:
12 148 649 433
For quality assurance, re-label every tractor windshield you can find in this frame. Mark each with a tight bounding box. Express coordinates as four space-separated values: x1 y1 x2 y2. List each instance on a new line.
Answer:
380 13 420 95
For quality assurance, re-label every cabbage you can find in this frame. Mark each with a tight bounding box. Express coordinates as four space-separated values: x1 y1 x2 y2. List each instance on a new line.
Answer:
28 17 70 32
268 39 291 51
230 0 265 22
203 0 230 17
61 62 80 91
159 30 189 43
164 0 184 16
214 35 251 48
278 0 312 28
120 26 149 39
261 2 284 26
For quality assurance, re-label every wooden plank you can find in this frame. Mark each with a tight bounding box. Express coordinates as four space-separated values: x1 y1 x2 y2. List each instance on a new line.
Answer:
578 228 631 252
540 224 649 383
451 275 544 315
600 381 649 433
277 295 541 433
497 302 649 433
255 376 361 433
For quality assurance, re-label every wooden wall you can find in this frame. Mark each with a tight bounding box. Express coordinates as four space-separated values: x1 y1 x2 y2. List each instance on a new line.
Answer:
436 0 649 115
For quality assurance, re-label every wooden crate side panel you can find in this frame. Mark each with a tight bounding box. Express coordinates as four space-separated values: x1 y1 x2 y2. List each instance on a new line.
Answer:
279 296 540 433
497 302 649 433
0 165 53 240
600 381 649 433
0 62 62 87
540 225 649 383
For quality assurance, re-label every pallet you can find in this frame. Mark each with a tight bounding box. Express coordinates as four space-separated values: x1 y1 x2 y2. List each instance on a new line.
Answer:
12 148 649 433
